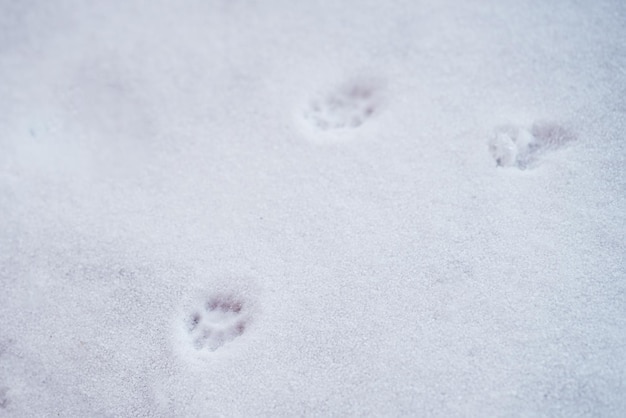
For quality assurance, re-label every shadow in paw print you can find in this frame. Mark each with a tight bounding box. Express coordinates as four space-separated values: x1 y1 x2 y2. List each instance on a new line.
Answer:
488 121 574 169
184 294 249 353
0 387 8 409
303 79 383 132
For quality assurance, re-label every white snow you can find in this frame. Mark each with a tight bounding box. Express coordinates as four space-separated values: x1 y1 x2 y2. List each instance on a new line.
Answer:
1 0 625 416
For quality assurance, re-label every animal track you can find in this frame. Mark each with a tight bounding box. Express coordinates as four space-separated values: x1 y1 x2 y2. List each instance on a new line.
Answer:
183 294 250 352
302 79 382 132
489 121 574 169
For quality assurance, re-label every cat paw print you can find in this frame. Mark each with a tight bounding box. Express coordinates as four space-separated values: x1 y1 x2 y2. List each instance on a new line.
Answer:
302 79 383 132
489 121 574 170
183 294 250 353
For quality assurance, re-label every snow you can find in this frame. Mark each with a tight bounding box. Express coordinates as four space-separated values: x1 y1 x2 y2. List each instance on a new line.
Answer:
1 0 625 416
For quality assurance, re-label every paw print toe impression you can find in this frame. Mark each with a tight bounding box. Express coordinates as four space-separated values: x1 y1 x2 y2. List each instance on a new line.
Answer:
488 121 574 170
183 294 250 353
301 79 383 133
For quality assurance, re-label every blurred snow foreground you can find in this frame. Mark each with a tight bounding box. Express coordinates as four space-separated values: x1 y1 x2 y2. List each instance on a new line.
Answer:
0 0 625 416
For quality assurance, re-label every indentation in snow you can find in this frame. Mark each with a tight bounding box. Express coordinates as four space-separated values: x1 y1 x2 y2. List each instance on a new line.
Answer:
488 121 574 169
301 78 383 132
181 293 250 353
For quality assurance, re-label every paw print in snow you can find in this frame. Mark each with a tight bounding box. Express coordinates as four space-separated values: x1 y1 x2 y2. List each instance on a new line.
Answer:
302 79 382 131
489 121 574 169
184 294 249 352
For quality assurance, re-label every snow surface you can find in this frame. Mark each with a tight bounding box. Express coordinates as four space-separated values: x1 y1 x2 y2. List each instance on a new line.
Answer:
1 0 625 416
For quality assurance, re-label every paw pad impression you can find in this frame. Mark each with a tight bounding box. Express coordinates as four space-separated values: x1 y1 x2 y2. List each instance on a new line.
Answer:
302 79 383 132
183 293 250 353
488 122 574 169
